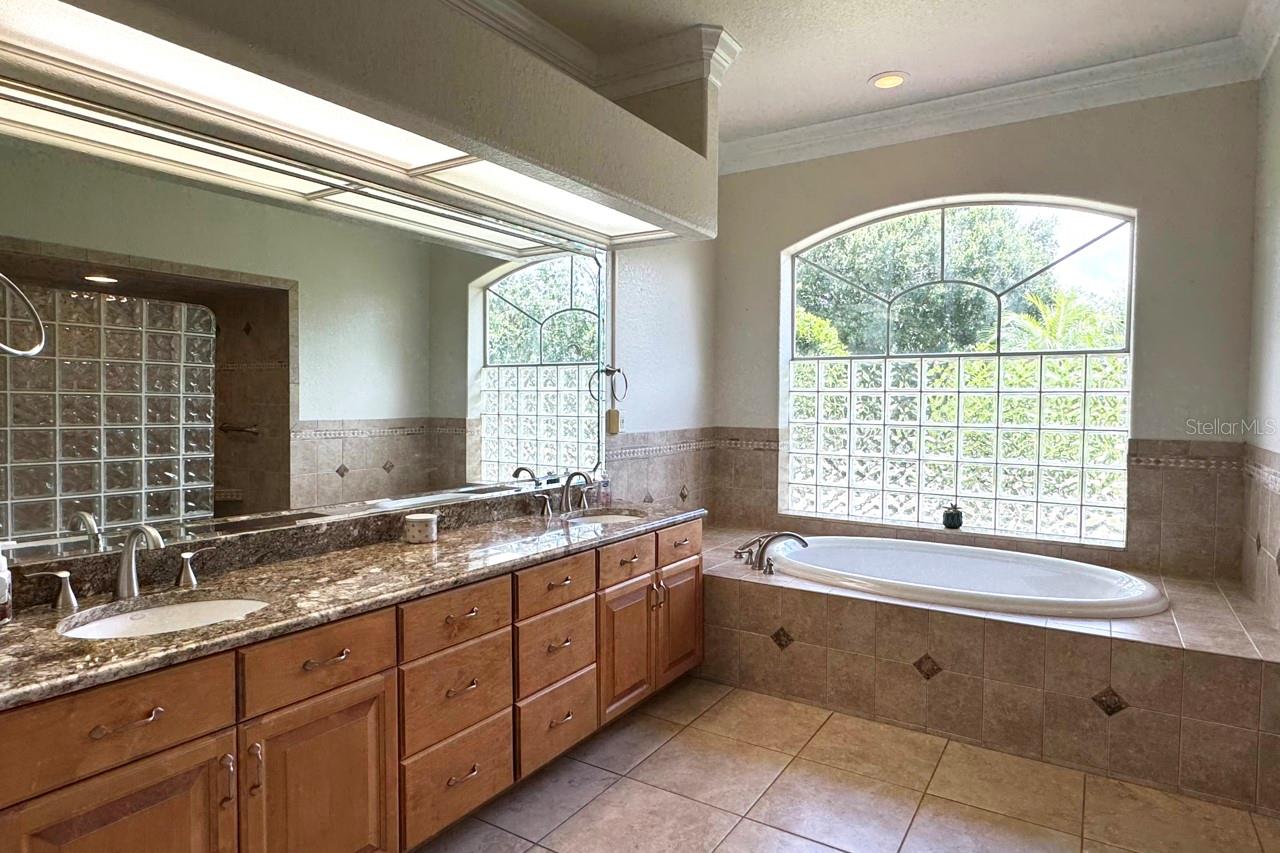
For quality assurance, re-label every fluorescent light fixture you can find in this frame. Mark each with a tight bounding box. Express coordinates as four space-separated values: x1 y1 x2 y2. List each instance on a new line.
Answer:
320 190 542 251
0 86 338 195
0 0 466 169
427 160 658 237
869 71 908 89
83 274 118 284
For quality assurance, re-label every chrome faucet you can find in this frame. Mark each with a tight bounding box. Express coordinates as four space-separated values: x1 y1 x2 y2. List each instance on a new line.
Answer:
734 534 770 563
753 532 809 574
512 466 539 484
115 525 165 601
68 510 102 550
561 471 593 512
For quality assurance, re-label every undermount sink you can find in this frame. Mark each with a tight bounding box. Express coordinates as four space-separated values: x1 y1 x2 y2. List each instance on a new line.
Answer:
563 508 647 525
59 598 269 640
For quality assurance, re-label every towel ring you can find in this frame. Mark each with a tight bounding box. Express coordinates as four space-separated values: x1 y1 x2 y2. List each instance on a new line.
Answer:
0 272 47 357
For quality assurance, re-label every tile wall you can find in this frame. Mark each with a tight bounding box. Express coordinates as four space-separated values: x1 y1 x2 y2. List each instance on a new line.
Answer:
1244 444 1280 626
698 566 1280 812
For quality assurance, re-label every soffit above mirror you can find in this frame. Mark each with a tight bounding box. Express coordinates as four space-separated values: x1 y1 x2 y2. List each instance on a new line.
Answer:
0 0 691 255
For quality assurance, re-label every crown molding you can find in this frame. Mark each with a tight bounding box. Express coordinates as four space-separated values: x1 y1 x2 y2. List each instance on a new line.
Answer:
721 37 1256 175
1241 0 1280 75
441 0 597 82
443 0 739 100
597 26 742 100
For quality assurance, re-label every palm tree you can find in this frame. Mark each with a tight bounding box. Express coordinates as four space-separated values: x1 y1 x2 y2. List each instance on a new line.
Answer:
1003 291 1122 350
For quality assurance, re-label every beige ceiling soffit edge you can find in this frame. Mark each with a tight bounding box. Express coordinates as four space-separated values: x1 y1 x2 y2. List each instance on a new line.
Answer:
1241 0 1280 74
441 1 741 100
721 37 1255 175
596 26 743 101
441 0 597 83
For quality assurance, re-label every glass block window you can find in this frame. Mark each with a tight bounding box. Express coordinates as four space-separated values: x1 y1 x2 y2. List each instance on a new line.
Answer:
786 202 1133 543
1 285 216 540
478 255 603 482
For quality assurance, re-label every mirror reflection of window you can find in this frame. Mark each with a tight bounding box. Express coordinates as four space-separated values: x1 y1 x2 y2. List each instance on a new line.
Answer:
478 255 603 483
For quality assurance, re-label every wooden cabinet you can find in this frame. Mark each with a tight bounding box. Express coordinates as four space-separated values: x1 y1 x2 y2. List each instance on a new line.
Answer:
0 730 237 853
238 672 398 853
238 609 397 719
514 596 597 699
399 575 512 661
596 572 658 724
400 627 512 755
597 551 704 724
0 653 235 810
401 709 513 849
516 665 597 777
656 556 703 688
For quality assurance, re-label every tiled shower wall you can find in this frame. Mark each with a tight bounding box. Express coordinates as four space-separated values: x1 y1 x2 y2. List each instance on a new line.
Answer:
2 285 216 537
1244 444 1280 625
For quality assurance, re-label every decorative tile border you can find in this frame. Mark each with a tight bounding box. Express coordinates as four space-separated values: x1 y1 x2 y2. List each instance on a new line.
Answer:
1129 455 1244 471
291 422 472 440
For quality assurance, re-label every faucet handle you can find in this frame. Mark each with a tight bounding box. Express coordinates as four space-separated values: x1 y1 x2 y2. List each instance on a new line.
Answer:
24 570 78 614
178 547 215 590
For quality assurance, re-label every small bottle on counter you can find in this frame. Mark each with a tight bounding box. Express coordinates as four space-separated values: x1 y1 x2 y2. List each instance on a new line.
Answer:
0 540 15 625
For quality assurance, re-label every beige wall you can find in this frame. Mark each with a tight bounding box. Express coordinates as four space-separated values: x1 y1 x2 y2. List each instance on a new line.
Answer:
715 83 1259 439
1250 56 1280 452
613 240 717 433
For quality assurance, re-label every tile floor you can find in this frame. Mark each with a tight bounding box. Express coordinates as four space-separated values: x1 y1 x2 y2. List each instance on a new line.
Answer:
418 678 1280 853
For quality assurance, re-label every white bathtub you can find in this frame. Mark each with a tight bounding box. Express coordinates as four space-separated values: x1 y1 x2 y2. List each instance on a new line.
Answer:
768 536 1167 618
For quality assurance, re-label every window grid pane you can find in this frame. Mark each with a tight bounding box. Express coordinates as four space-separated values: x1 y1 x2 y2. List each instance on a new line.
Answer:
785 354 1129 543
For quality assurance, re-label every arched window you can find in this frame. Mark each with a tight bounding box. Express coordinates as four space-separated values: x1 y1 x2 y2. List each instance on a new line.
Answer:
786 200 1133 542
478 254 603 482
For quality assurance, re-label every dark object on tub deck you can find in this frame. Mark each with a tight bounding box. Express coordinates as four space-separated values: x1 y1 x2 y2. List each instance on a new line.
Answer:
942 503 964 530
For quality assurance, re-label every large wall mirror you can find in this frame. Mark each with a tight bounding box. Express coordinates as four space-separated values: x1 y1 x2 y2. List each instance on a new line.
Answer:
0 104 607 561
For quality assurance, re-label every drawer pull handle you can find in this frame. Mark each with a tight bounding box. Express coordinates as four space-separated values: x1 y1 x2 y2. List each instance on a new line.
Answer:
248 742 265 796
447 764 480 787
445 606 480 625
549 710 574 729
302 647 351 671
219 754 236 809
657 580 669 608
89 705 164 740
445 678 479 698
547 636 573 652
547 576 574 590
649 582 660 611
674 537 691 547
620 553 641 565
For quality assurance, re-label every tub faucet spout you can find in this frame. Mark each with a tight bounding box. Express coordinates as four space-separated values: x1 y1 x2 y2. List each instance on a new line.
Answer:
753 532 808 574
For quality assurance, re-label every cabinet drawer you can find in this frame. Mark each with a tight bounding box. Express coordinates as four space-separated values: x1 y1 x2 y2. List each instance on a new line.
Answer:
515 596 597 699
597 533 657 587
0 653 235 810
239 609 396 718
400 575 512 662
401 627 513 755
516 665 598 777
515 551 595 620
657 520 702 567
401 708 513 848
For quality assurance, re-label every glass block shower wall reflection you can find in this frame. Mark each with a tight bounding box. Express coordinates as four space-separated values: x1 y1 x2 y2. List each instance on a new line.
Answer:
784 353 1130 542
2 286 215 539
478 365 601 482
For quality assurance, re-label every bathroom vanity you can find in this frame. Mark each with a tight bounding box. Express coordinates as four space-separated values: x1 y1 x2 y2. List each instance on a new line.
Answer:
0 509 704 852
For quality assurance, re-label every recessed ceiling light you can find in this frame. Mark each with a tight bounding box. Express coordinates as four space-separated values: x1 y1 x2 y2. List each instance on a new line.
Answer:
869 71 909 90
83 275 118 284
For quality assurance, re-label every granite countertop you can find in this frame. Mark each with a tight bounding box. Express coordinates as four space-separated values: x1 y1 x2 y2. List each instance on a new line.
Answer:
0 503 705 712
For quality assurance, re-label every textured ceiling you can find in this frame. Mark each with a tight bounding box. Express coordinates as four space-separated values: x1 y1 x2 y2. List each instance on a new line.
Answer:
516 0 1250 141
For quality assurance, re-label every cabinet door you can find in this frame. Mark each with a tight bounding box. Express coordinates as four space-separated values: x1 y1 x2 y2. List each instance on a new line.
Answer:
0 729 237 853
597 572 657 724
656 556 703 688
239 671 398 853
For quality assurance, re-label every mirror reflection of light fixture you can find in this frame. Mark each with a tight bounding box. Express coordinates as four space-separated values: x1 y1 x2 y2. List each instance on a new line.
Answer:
83 274 119 284
869 71 909 89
